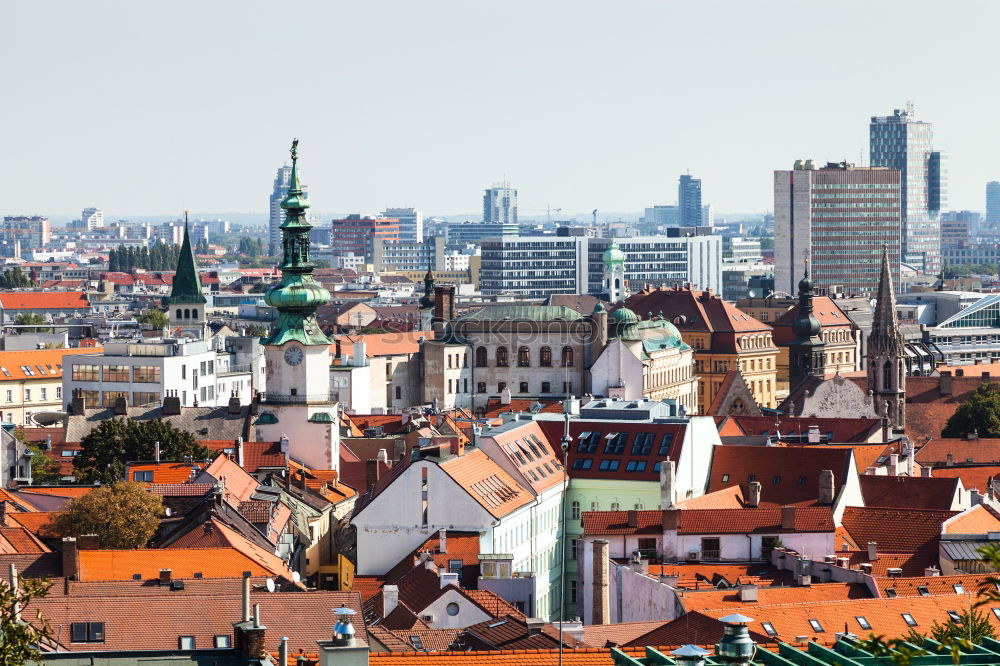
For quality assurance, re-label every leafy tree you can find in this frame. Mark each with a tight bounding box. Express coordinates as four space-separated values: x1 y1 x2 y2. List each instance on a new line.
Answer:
929 608 995 644
942 382 1000 438
14 313 49 333
12 427 63 485
0 575 53 665
136 309 168 329
52 482 163 549
73 418 209 485
244 324 268 337
0 267 36 289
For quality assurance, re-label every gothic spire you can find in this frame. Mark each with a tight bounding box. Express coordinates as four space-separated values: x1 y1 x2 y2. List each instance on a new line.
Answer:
170 211 206 305
869 243 904 356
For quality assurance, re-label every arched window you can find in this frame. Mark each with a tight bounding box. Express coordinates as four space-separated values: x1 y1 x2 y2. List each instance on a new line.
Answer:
562 346 574 367
540 346 552 367
496 346 508 367
519 381 529 393
518 346 531 367
176 309 182 320
475 346 488 367
184 308 191 319
882 360 892 390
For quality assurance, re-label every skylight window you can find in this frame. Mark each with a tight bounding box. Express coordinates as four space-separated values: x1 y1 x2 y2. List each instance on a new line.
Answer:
808 619 824 632
947 610 961 623
902 613 917 627
954 584 965 594
856 616 871 630
917 585 929 596
885 588 897 598
761 622 777 637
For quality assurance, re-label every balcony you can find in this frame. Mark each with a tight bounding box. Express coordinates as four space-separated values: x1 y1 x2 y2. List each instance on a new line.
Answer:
217 363 252 377
260 392 339 405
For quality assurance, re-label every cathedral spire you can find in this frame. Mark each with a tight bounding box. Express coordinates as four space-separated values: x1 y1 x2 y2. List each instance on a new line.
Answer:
867 243 906 429
170 211 206 306
870 243 904 357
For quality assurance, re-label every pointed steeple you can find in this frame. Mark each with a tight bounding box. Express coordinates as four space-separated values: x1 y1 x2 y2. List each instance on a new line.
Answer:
788 259 825 390
170 212 206 305
419 259 435 310
870 243 904 356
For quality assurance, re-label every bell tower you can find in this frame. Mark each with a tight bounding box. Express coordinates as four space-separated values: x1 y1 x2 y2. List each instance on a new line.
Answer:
167 212 207 340
867 244 906 429
602 239 627 304
788 260 825 392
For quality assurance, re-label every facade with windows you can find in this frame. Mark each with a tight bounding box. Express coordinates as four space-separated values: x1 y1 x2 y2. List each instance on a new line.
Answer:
870 104 946 274
62 337 261 410
483 184 517 225
774 161 902 298
381 207 424 243
0 348 102 427
678 174 702 227
924 293 1000 365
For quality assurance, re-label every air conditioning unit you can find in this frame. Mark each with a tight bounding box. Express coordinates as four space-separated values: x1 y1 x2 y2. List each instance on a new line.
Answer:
687 551 700 561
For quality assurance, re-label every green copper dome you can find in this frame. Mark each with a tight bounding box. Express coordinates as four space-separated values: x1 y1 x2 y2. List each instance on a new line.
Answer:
602 239 625 267
609 306 639 325
263 140 332 347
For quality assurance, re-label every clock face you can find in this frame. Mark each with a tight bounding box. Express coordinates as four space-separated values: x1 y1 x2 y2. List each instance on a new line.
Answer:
284 346 304 366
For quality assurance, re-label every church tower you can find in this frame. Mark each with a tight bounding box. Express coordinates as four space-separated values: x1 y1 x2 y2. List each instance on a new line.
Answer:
868 244 906 429
418 265 435 331
168 213 207 339
602 240 627 304
256 140 340 471
788 261 825 391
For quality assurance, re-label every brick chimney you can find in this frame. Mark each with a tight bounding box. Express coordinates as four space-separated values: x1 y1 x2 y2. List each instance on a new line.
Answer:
78 534 100 550
365 460 380 491
818 470 835 505
591 539 610 625
162 391 182 416
159 568 172 585
780 506 796 530
70 390 85 415
939 372 953 396
113 396 128 416
746 481 762 508
662 508 680 531
627 510 638 528
234 604 268 661
62 537 80 580
433 285 455 324
228 394 242 415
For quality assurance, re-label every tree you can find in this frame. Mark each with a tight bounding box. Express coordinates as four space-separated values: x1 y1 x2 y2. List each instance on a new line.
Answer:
14 428 64 485
52 482 163 549
0 267 35 289
942 382 1000 438
14 313 49 333
73 418 209 485
929 608 996 644
136 309 168 329
0 575 53 665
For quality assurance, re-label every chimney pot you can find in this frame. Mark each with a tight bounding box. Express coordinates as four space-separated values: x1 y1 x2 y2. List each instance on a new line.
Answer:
382 584 399 618
867 541 877 561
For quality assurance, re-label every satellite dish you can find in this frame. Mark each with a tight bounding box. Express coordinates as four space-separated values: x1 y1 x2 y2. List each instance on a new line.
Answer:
292 571 301 583
265 578 276 593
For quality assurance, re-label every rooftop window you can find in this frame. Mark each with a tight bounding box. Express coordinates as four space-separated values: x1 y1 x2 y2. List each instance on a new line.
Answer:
902 613 917 627
856 616 871 630
808 619 824 632
761 622 777 637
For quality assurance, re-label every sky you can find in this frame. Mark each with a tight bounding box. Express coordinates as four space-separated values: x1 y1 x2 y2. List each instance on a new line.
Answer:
3 1 999 222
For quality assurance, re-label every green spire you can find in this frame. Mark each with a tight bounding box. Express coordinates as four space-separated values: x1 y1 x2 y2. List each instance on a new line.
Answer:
264 140 332 346
169 212 206 305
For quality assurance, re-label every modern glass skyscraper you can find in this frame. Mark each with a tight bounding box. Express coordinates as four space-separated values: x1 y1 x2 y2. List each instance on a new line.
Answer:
678 174 702 227
483 183 517 225
986 181 1000 224
870 103 945 274
268 164 308 255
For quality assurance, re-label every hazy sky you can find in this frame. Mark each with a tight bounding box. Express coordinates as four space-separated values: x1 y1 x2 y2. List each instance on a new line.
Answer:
4 1 999 220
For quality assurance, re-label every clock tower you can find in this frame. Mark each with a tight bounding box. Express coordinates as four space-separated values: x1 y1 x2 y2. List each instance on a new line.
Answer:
255 140 340 470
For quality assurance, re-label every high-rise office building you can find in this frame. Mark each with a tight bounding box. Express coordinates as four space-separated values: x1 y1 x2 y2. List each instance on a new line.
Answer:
870 103 946 274
80 208 103 230
268 164 307 254
678 174 702 227
329 215 400 262
774 161 901 298
483 183 517 225
1 216 51 256
987 181 1000 224
382 207 423 243
940 210 979 246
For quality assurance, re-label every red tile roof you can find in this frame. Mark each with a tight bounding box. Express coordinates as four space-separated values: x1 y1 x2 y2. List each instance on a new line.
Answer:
581 507 835 536
858 474 961 510
0 291 89 309
840 506 957 552
623 286 771 334
706 445 854 507
335 330 433 358
481 399 565 419
439 449 534 519
917 438 1000 465
80 543 295 582
904 375 1000 443
718 415 881 443
0 348 102 381
932 466 1000 492
679 582 870 611
199 440 286 472
872 573 993 598
126 461 201 484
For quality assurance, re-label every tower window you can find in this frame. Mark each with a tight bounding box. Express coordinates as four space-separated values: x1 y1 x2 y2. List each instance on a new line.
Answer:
496 347 508 367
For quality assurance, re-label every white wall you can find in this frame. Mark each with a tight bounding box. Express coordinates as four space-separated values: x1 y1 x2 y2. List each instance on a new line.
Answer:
590 341 644 400
421 587 492 629
255 404 340 471
673 416 720 503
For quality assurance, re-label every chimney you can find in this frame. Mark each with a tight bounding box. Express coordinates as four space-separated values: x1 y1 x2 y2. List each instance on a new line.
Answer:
242 572 252 623
365 460 380 491
154 440 161 462
438 570 459 589
818 469 835 504
0 500 6 525
278 636 289 666
940 372 953 396
500 387 512 405
8 563 19 621
888 454 898 476
280 435 290 455
737 584 758 602
113 396 128 416
967 429 979 441
946 453 955 467
662 508 680 531
865 466 878 475
859 562 873 574
62 537 80 580
438 528 447 554
867 542 877 561
228 394 242 415
659 460 676 510
592 539 610 625
746 481 762 508
449 439 465 457
236 604 268 661
780 506 796 530
525 618 545 637
159 568 172 585
71 390 85 415
78 534 100 550
627 510 638 528
376 448 388 464
433 286 455 324
162 392 181 416
382 585 399 617
235 437 244 468
921 466 932 477
807 425 820 444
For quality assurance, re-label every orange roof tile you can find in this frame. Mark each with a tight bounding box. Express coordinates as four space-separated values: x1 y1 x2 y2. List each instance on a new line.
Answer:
858 474 961 510
933 465 1000 492
706 445 854 507
679 583 869 612
200 453 259 504
0 291 89 309
676 486 744 510
0 348 102 381
582 507 835 535
840 506 957 552
126 461 200 484
439 449 534 519
335 330 433 358
7 511 60 538
943 504 1000 534
80 544 295 582
873 573 994 598
0 526 50 554
917 438 1000 465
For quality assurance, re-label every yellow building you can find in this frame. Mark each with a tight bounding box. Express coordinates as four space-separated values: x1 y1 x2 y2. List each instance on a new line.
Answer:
623 286 778 412
0 348 103 427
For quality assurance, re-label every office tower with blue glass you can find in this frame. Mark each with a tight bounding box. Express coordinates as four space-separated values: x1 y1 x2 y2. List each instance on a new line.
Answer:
870 103 946 274
678 174 703 227
987 181 1000 225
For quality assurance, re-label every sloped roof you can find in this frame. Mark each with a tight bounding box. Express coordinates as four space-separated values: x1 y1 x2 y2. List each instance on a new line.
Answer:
66 404 249 444
904 375 1000 443
459 305 584 322
0 526 49 554
0 347 102 381
840 506 957 552
197 453 260 504
126 461 201 484
439 449 534 519
872 573 994 598
623 287 770 334
943 504 1000 534
581 507 835 536
676 486 745 510
0 291 89 309
858 474 960 510
706 445 854 507
335 330 432 358
933 466 1000 493
79 544 295 582
679 582 870 612
917 438 1000 465
718 415 882 443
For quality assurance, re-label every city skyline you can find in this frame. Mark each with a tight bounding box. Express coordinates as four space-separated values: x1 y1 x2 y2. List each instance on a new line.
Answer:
4 1 1000 218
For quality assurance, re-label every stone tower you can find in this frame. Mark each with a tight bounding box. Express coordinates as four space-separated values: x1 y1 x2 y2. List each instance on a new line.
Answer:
168 213 207 339
788 261 826 392
867 244 906 429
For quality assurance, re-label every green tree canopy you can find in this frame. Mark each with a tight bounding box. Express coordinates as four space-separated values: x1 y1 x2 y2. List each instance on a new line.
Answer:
0 575 53 665
0 266 36 289
73 418 209 485
14 313 49 333
136 309 168 329
52 482 163 549
942 382 1000 438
